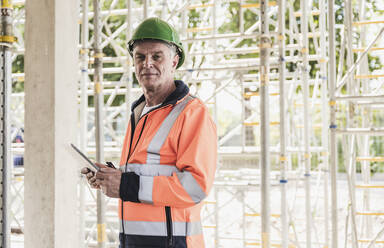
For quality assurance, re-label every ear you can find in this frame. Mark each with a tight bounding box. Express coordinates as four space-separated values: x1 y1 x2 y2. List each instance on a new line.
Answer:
172 54 179 69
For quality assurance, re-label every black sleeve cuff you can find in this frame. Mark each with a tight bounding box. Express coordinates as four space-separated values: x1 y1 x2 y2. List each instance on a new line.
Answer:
119 172 140 202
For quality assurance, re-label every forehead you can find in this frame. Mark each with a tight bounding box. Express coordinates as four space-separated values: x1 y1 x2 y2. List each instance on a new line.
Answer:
133 41 171 54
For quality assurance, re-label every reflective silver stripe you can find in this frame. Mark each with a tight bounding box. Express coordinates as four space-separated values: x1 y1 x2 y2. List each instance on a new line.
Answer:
176 171 206 204
184 221 203 236
123 163 179 176
121 220 166 236
146 97 192 164
138 175 154 204
120 220 202 236
120 163 179 203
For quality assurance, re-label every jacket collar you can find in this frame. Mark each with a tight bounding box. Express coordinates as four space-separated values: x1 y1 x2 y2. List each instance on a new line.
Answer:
131 80 189 111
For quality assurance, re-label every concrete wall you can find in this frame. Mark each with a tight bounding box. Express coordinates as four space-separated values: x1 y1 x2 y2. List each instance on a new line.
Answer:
24 0 80 247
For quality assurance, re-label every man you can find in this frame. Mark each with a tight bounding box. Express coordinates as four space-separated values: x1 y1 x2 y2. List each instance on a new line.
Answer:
81 17 217 248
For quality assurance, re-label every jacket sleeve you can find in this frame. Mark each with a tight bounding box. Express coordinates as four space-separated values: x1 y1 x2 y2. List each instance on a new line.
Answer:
119 102 217 207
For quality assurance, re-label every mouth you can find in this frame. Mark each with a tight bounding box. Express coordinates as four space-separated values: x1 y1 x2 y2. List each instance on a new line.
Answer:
141 73 158 77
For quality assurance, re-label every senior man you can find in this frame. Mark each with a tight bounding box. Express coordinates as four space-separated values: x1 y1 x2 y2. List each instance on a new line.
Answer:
81 17 217 248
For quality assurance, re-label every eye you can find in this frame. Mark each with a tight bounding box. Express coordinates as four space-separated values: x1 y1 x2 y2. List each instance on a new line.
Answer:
153 54 161 61
135 55 144 62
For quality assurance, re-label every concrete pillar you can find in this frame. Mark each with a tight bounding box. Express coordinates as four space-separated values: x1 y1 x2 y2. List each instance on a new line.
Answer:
24 0 79 247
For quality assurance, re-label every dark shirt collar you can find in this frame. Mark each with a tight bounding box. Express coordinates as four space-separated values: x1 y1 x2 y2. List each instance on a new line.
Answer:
131 80 189 111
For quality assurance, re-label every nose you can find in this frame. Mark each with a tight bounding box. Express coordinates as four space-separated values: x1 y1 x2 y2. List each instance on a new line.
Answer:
143 56 153 68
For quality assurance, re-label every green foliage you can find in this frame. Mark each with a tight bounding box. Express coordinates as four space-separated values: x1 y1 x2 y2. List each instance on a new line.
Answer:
243 9 258 33
368 54 381 71
103 0 126 9
12 82 24 93
218 2 239 34
12 55 24 93
371 137 384 173
188 9 200 29
13 55 24 73
311 153 319 170
291 154 298 169
337 140 346 172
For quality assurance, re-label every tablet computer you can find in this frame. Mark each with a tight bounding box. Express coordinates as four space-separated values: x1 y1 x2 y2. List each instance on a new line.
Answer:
71 143 100 171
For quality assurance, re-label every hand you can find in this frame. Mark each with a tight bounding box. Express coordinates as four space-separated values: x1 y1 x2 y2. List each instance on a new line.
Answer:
80 167 100 189
95 163 122 198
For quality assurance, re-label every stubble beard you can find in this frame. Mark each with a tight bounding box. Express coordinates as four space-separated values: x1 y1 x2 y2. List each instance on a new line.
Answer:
141 76 175 105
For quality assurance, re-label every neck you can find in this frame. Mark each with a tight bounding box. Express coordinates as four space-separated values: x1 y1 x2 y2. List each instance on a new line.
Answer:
144 80 176 107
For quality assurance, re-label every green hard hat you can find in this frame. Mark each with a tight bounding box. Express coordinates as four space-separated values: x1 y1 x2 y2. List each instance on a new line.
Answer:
128 17 185 69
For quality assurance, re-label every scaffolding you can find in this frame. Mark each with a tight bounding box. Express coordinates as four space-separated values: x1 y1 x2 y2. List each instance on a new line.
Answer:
0 0 15 247
334 0 384 247
7 0 384 247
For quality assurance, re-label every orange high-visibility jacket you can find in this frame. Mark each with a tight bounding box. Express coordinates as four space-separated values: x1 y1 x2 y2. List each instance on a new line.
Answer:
118 80 217 248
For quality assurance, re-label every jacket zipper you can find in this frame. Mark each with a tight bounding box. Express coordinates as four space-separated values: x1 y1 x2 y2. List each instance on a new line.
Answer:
122 104 173 246
121 114 148 246
131 115 148 156
165 206 173 248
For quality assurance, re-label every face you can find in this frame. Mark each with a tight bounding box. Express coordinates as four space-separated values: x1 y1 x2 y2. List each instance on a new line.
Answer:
133 41 179 94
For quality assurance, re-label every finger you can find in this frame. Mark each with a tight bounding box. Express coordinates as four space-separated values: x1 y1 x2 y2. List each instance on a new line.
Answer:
91 183 100 189
99 166 119 173
89 177 99 184
86 172 95 180
95 162 108 169
95 172 107 180
96 178 106 186
81 167 90 174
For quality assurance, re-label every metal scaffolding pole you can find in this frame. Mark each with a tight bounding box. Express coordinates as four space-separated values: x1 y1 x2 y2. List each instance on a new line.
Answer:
181 4 188 67
214 188 219 248
212 0 218 126
278 0 288 247
242 190 246 247
344 1 358 246
260 0 271 247
0 0 13 247
213 80 218 124
241 75 246 150
143 0 149 19
80 0 89 246
239 0 244 34
319 0 329 245
126 0 132 121
300 0 312 247
356 0 371 240
160 0 167 19
93 0 106 247
345 135 359 247
328 0 338 247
